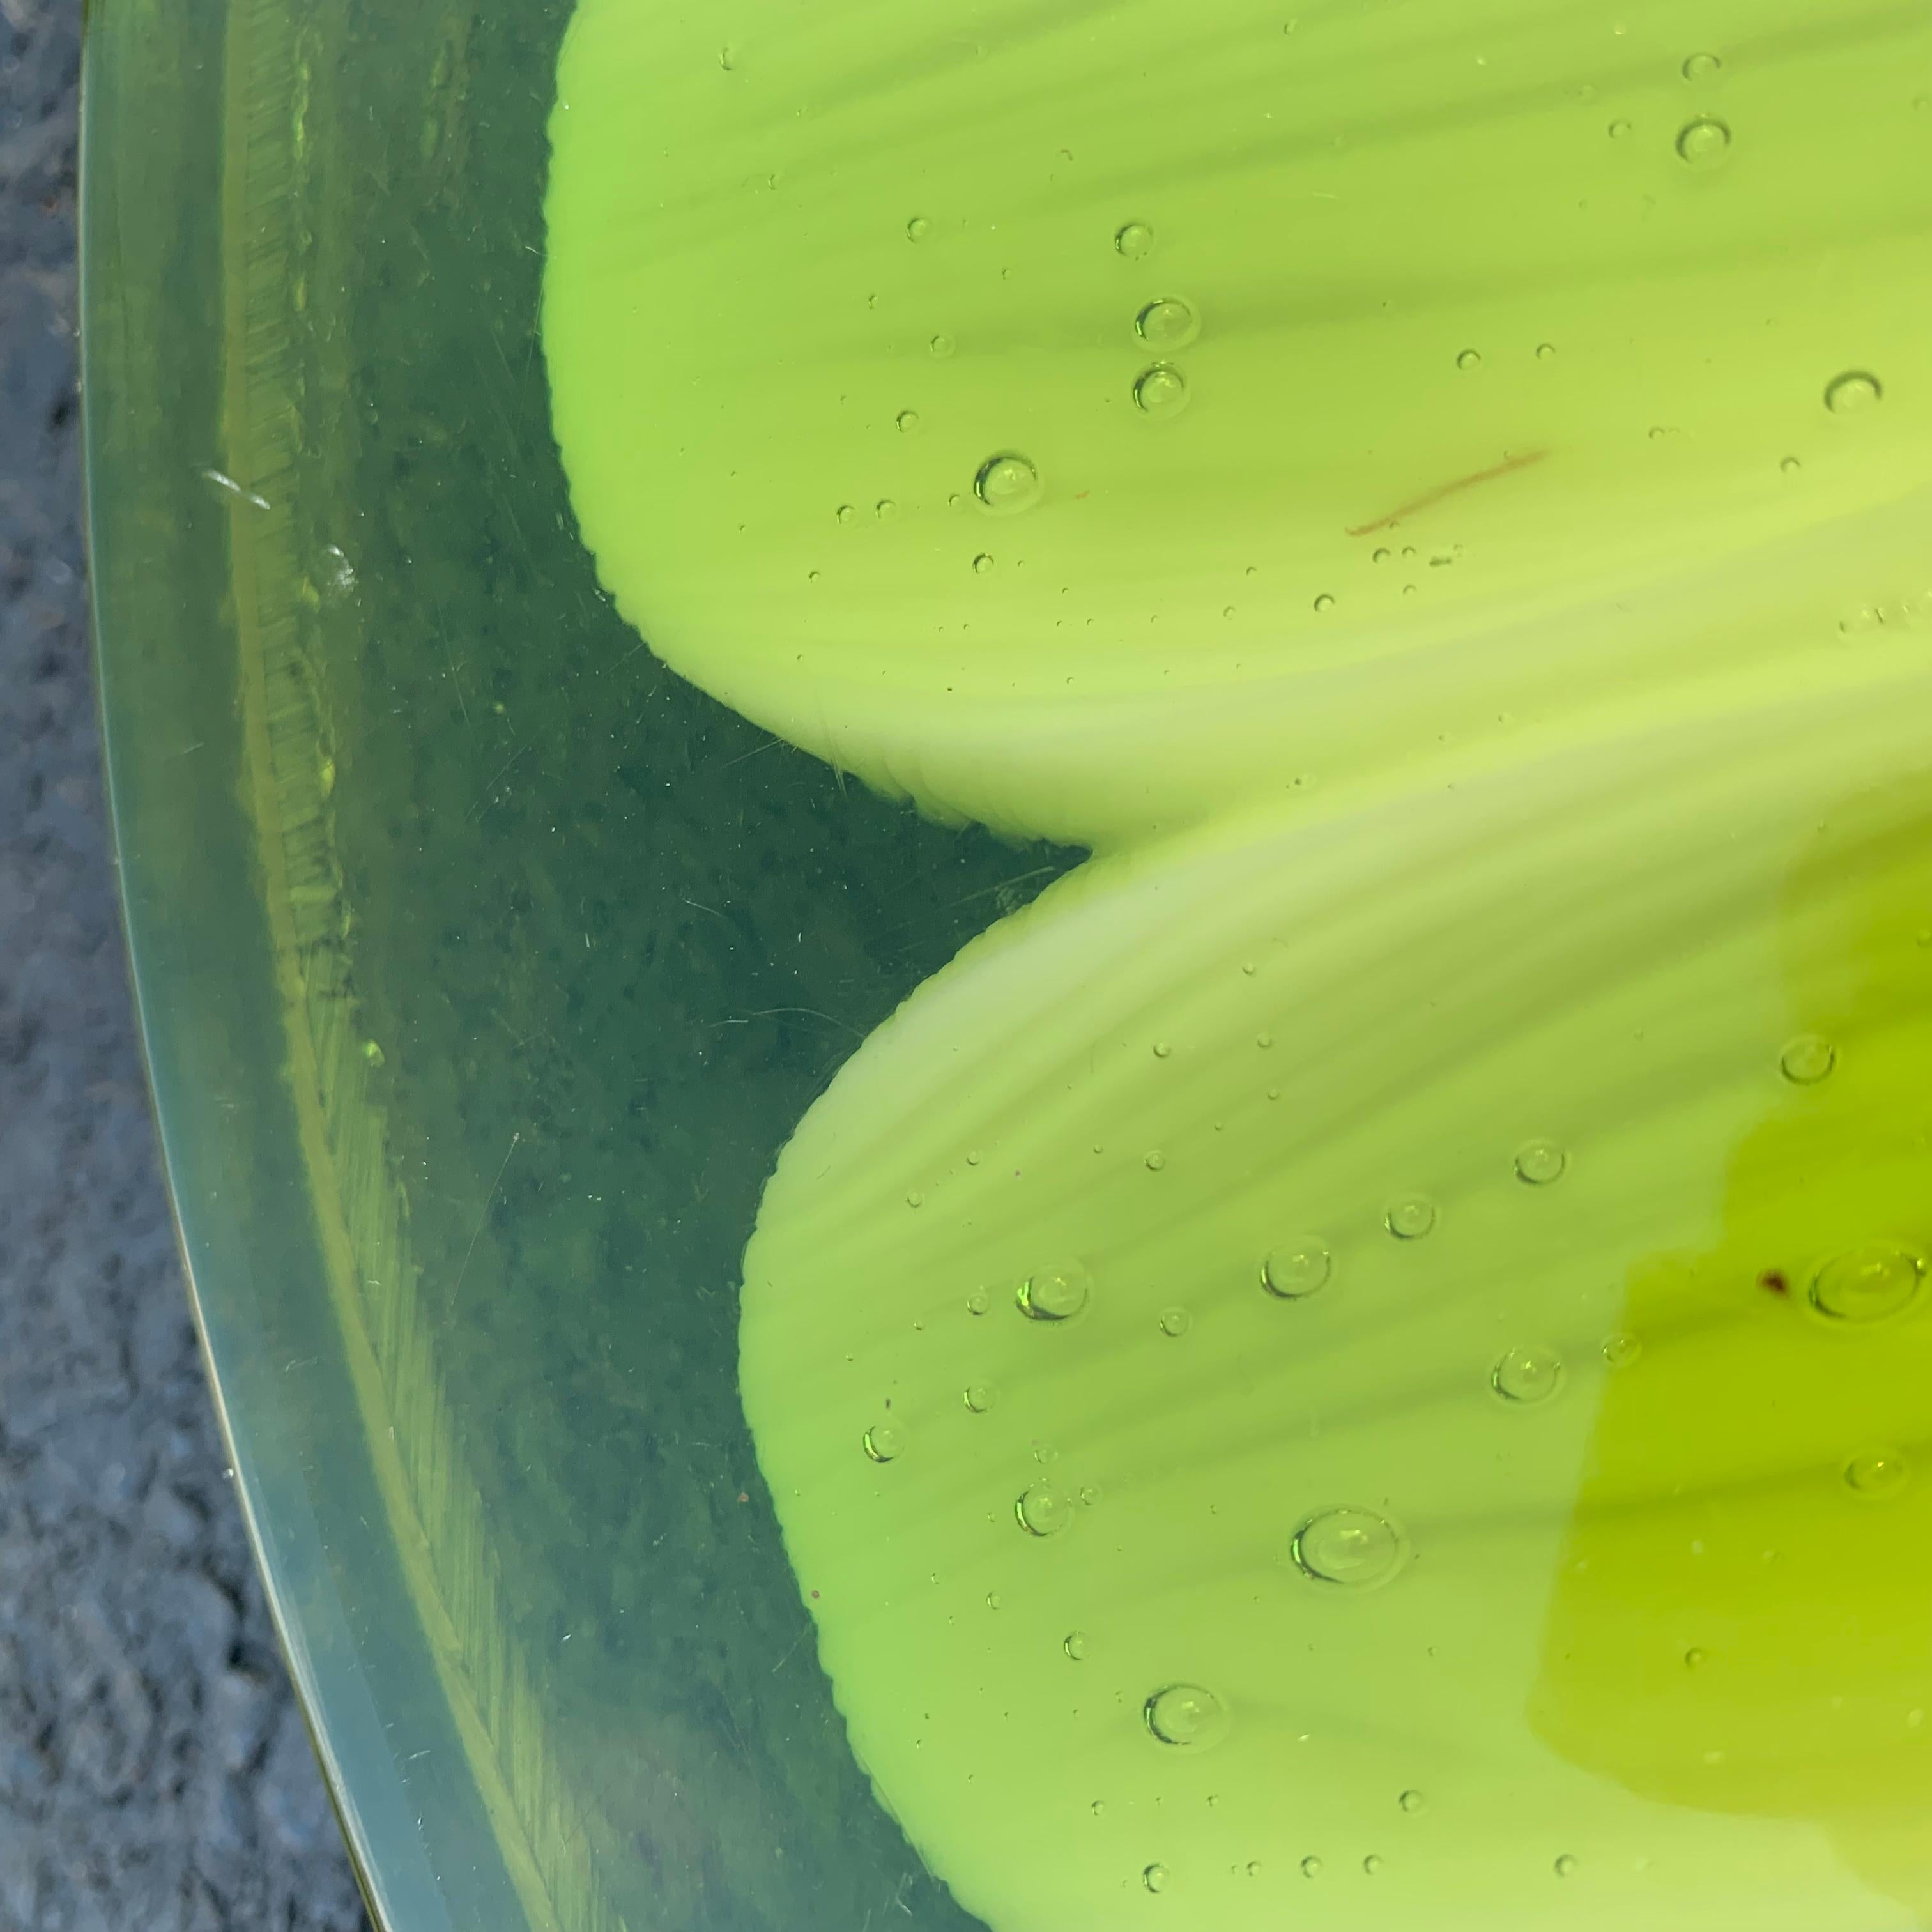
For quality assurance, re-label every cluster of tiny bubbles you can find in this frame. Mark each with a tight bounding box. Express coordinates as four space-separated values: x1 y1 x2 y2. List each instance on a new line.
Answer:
1602 1331 1643 1369
1456 348 1482 372
1064 1630 1090 1660
1492 1343 1564 1405
1844 1448 1911 1499
1384 1194 1438 1240
1300 1857 1322 1879
1825 371 1883 414
1144 1683 1232 1749
963 1382 996 1413
971 553 995 575
1017 1261 1092 1319
863 1421 907 1463
1145 1149 1167 1172
1135 296 1201 351
1114 220 1154 259
1399 1788 1427 1813
1554 1855 1579 1879
1682 50 1721 80
1142 1864 1169 1895
929 332 955 359
1133 362 1189 418
1675 115 1731 165
1779 1032 1836 1084
906 215 930 241
1261 1239 1332 1299
1016 1479 1078 1536
974 451 1042 515
1158 1307 1192 1337
1808 1241 1925 1323
1292 1506 1408 1587
1514 1137 1568 1185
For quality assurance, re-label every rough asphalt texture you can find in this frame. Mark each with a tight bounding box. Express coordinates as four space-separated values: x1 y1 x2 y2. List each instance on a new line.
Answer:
1 4 372 1926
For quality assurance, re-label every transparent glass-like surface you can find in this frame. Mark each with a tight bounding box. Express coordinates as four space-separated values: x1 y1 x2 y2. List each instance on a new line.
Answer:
83 0 1932 1928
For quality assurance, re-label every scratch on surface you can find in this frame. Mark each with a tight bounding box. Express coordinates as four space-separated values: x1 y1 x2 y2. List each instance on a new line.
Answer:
1346 447 1549 537
452 1130 521 1308
200 466 271 511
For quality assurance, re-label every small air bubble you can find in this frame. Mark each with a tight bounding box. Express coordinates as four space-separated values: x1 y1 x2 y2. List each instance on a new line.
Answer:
972 553 995 575
1152 1041 1172 1059
929 334 955 359
1825 371 1882 415
1133 363 1190 418
1675 116 1731 165
974 452 1042 514
1158 1307 1192 1337
1514 1137 1567 1184
1363 1855 1384 1876
1456 348 1482 371
963 1383 996 1413
1492 1344 1564 1404
1682 51 1721 80
1064 1630 1090 1660
875 498 898 519
1144 1683 1231 1749
1016 1480 1077 1537
1292 1506 1407 1587
1301 1857 1322 1879
1314 593 1335 613
1603 1331 1643 1368
1114 220 1154 259
906 215 930 241
896 409 921 433
1779 456 1801 475
1399 1789 1426 1813
1384 1195 1436 1240
1780 1033 1836 1084
1809 1243 1924 1323
1142 1864 1169 1894
1845 1448 1910 1498
863 1422 905 1462
1554 1855 1578 1878
1017 1262 1092 1321
1536 341 1556 360
966 1288 990 1315
1607 118 1632 139
1144 1149 1167 1172
1135 296 1200 349
1261 1241 1331 1300
835 503 855 524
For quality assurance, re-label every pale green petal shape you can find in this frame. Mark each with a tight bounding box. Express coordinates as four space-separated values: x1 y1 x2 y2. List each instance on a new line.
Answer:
546 0 1932 850
739 687 1932 1929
